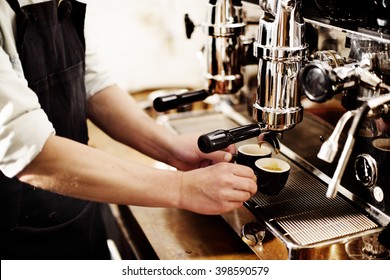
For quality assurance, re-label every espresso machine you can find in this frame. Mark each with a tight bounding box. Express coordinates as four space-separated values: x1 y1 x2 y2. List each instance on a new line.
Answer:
154 0 390 259
153 0 248 112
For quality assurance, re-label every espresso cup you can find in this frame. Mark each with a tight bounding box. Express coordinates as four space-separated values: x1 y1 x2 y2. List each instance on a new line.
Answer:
255 157 290 196
373 138 390 153
372 138 390 185
372 138 390 169
235 144 272 171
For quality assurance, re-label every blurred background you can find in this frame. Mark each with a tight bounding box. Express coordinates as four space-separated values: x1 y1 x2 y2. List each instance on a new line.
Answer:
85 0 208 93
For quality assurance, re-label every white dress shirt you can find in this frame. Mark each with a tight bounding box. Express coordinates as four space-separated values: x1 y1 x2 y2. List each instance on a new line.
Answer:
0 0 116 177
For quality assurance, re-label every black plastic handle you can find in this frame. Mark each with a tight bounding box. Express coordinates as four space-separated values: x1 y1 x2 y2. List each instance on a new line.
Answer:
197 123 262 153
153 89 210 112
184 13 195 39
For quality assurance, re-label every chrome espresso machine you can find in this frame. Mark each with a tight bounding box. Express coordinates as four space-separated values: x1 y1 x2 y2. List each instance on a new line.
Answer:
153 0 390 259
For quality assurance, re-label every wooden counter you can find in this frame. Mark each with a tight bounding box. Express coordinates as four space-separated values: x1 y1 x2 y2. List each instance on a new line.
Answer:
87 119 258 260
127 206 258 260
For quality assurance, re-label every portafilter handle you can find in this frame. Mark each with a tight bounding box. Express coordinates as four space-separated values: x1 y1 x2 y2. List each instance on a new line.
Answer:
153 89 210 112
197 123 265 153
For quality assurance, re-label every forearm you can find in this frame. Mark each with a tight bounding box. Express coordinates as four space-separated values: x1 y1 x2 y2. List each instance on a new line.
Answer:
17 133 257 215
87 86 179 166
17 135 182 208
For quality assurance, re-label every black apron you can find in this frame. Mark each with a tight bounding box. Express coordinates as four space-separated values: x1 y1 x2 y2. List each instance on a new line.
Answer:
0 0 110 259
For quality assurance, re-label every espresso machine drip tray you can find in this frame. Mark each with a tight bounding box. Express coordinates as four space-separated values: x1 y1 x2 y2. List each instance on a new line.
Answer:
246 157 380 247
156 106 388 259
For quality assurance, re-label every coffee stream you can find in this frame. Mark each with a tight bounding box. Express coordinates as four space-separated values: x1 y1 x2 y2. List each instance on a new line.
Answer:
257 141 279 154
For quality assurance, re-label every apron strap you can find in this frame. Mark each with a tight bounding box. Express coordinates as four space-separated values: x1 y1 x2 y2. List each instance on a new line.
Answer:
6 0 37 24
6 0 24 15
6 0 73 20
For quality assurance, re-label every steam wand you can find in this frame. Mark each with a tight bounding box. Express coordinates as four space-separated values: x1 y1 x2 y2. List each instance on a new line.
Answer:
322 92 390 198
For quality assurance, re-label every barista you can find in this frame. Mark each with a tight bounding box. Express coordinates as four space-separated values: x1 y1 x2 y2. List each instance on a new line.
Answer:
0 0 257 259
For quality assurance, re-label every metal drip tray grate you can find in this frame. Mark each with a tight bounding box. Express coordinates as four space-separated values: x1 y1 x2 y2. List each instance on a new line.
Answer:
248 156 379 246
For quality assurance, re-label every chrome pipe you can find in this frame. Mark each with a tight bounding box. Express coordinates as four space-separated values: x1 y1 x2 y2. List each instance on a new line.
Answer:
203 0 246 95
326 93 390 198
252 0 307 131
317 110 357 163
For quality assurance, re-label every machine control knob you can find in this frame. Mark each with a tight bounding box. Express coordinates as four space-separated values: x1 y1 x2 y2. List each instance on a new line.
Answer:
241 222 265 246
354 154 378 188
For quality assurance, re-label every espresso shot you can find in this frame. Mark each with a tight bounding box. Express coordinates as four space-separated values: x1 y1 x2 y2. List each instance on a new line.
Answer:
254 157 291 196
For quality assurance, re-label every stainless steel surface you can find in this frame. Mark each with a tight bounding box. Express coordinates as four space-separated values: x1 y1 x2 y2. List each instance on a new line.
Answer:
317 110 356 163
152 1 251 112
280 115 390 227
203 0 246 95
325 117 359 198
156 99 281 137
192 0 309 153
247 155 380 246
241 1 390 259
328 95 390 198
154 0 390 260
252 0 307 131
157 107 390 259
300 47 387 103
296 5 390 201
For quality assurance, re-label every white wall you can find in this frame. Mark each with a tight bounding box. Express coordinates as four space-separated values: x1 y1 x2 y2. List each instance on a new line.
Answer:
85 0 208 93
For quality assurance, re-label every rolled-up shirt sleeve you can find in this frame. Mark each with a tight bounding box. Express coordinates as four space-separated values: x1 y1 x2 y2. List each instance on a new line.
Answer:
0 48 55 178
84 24 117 99
1 4 116 177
